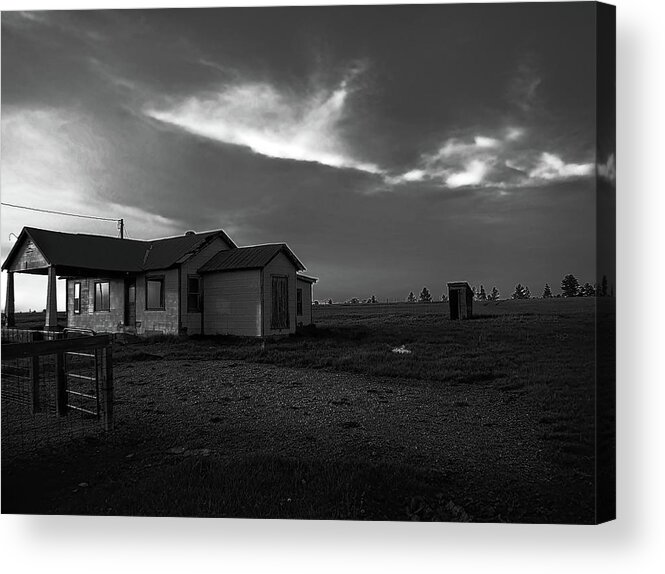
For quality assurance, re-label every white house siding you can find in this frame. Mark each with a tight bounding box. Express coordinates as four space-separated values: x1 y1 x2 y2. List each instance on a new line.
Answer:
67 277 125 333
296 277 313 326
262 252 297 336
203 269 261 336
179 236 231 335
135 268 180 335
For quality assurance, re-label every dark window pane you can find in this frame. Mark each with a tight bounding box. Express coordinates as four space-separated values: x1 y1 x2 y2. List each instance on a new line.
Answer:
297 288 303 316
74 283 81 313
187 276 201 312
147 279 163 309
95 282 110 311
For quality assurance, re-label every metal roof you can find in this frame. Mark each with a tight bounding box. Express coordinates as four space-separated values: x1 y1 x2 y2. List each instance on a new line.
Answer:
1 227 236 274
198 243 305 273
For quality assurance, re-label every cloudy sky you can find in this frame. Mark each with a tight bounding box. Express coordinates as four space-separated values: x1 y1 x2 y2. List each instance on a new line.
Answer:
1 4 612 310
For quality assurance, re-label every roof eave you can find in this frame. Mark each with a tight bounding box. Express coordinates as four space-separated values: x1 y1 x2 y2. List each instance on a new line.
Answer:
297 274 318 283
198 265 263 274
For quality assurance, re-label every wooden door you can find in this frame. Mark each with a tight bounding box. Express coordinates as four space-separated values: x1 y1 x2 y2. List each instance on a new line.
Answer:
449 289 459 320
125 279 136 326
271 275 289 330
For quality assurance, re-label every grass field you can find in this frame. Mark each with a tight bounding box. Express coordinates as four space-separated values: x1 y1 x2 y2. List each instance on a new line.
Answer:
1 298 611 522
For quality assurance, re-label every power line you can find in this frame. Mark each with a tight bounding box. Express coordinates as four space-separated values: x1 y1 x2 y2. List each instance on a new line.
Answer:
1 202 119 222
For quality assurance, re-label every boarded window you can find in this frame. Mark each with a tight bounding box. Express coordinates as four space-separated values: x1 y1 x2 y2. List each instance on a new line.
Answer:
187 275 201 312
146 276 165 310
297 288 303 316
94 282 110 312
74 283 81 314
271 275 290 330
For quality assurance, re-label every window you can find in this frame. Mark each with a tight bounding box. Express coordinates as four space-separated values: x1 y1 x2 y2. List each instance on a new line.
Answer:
297 288 303 316
187 275 201 312
271 275 290 330
73 283 81 314
94 282 110 312
146 276 165 310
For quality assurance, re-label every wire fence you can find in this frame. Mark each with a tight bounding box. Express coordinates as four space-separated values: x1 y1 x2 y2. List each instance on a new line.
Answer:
1 332 113 461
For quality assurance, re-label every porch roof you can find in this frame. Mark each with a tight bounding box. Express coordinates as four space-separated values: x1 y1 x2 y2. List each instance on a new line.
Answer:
1 226 237 276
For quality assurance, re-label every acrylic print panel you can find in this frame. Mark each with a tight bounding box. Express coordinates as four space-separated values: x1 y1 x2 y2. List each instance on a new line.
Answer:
0 2 615 524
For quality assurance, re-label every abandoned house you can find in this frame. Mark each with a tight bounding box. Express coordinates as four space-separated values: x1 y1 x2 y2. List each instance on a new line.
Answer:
2 226 317 337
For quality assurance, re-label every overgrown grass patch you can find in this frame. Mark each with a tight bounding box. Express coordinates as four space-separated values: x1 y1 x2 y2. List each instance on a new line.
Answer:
9 453 468 521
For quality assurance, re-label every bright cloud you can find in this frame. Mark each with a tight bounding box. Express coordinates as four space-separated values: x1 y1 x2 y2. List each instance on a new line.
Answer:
528 152 594 180
145 66 381 174
386 128 594 190
399 169 426 182
446 159 489 188
434 135 500 159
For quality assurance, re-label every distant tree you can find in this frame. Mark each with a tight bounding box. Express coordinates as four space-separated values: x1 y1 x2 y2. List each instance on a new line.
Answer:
561 274 580 297
348 297 360 305
524 286 531 299
512 283 528 300
478 285 487 301
441 292 448 302
581 282 596 297
601 275 609 297
419 287 432 303
488 287 500 301
370 295 377 304
313 300 320 306
327 298 333 305
407 291 416 303
542 283 553 298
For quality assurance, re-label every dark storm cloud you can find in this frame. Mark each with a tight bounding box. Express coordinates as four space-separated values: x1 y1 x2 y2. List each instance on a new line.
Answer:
1 4 600 307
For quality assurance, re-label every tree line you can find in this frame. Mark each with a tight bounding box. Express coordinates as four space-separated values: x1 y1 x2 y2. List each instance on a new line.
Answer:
319 274 611 304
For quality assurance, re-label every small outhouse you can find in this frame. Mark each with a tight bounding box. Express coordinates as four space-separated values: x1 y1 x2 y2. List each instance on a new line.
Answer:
448 281 473 320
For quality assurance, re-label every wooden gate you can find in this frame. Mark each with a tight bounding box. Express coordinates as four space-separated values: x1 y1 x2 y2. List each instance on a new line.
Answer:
1 333 114 457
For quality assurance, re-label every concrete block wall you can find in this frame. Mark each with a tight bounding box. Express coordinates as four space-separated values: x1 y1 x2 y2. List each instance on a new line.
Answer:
67 277 126 333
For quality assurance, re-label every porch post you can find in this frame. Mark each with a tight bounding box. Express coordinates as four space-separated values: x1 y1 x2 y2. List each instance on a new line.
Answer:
45 266 58 331
4 271 15 327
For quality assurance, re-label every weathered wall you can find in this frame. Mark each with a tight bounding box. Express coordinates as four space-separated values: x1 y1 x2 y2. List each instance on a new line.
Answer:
296 278 313 326
6 238 49 272
179 236 231 335
203 269 261 336
67 277 125 333
262 252 297 336
135 268 179 334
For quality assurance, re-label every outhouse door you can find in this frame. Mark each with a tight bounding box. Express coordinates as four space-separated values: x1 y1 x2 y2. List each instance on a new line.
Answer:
450 289 460 320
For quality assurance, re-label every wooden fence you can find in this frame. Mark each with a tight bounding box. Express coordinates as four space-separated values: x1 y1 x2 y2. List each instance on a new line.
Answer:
1 333 114 458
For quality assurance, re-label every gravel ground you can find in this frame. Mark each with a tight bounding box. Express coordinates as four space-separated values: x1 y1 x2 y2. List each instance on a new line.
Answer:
2 355 594 522
96 357 592 523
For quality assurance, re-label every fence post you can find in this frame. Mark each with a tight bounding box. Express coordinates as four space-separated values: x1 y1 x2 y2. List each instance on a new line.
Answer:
55 351 67 416
102 345 114 431
31 355 41 413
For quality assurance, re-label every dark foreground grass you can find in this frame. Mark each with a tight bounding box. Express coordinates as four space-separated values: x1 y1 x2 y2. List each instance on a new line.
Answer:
3 452 467 521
